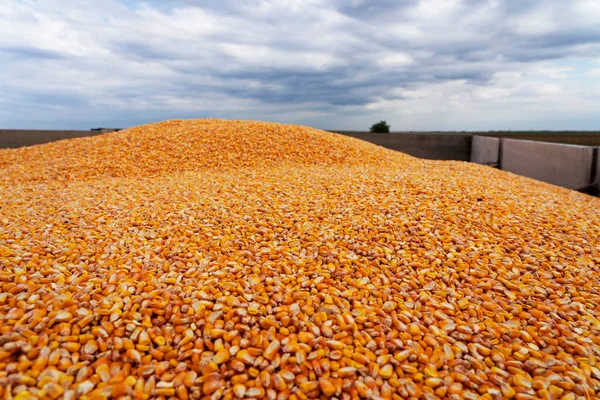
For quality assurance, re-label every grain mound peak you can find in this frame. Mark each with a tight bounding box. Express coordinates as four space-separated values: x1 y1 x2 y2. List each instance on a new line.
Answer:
0 119 403 184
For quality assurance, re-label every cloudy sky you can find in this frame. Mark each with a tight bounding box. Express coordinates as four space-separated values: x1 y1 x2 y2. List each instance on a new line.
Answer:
1 0 600 131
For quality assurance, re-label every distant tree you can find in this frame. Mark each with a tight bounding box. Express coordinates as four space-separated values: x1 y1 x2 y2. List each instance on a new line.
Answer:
370 120 390 133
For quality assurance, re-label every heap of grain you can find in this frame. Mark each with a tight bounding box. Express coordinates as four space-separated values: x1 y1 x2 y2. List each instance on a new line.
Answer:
1 119 599 400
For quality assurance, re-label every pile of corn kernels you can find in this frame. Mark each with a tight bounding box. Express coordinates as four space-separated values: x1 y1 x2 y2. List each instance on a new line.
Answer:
1 119 600 400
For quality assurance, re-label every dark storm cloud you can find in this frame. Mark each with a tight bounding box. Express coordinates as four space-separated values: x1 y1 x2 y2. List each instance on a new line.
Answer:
0 46 64 60
336 0 420 19
115 42 176 61
168 68 375 107
527 31 600 49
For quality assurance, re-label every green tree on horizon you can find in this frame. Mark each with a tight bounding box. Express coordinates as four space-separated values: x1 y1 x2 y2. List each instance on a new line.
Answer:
370 120 390 133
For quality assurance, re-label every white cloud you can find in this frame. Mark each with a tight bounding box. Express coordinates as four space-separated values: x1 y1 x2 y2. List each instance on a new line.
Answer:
509 9 558 36
376 53 413 67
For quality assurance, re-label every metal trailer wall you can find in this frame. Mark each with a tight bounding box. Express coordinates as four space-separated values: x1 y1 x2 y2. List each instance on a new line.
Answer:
597 155 600 185
501 139 595 190
336 131 600 146
470 138 598 191
471 132 600 147
334 131 472 161
470 136 500 167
